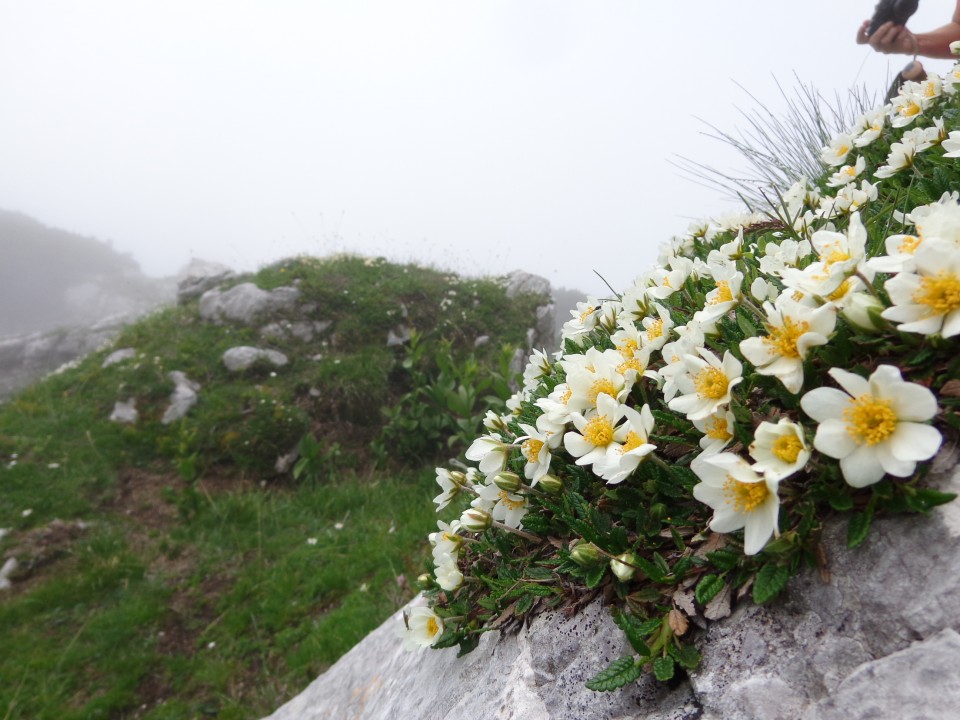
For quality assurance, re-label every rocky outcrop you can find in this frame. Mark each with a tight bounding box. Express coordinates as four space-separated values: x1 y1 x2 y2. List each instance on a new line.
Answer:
264 444 960 720
222 346 289 372
199 283 301 324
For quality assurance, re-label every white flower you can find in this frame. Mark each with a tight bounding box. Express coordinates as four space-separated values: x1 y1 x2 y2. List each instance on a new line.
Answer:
433 468 468 511
561 347 633 414
827 156 866 187
821 133 856 167
402 606 445 650
853 108 886 148
739 297 836 393
522 349 554 392
667 348 743 421
561 297 602 342
800 365 941 488
640 303 674 351
473 481 528 529
749 419 811 481
882 240 960 337
646 257 695 300
691 453 780 555
434 556 464 591
564 393 631 470
465 433 510 474
593 403 657 484
691 408 735 455
536 382 573 426
516 414 564 485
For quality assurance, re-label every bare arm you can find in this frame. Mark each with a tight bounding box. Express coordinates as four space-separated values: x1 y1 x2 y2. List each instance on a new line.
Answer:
856 6 960 60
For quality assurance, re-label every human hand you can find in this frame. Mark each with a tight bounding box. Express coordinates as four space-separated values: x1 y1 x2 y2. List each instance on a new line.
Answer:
860 20 915 54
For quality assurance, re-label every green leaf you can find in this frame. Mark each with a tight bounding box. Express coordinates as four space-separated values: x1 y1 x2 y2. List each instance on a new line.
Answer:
585 656 643 692
669 643 702 670
695 574 725 606
456 634 480 657
633 555 666 583
652 655 676 682
827 492 854 511
847 508 873 549
706 549 741 572
514 593 534 616
752 563 790 604
585 564 607 589
613 611 659 655
905 488 958 514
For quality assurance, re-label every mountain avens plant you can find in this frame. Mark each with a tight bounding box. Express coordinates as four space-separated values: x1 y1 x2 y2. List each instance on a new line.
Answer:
400 63 960 690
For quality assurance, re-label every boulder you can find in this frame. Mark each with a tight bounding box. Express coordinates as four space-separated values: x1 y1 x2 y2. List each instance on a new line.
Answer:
161 371 200 424
198 283 300 324
176 259 236 304
102 348 136 368
109 398 138 424
503 271 551 300
222 346 289 372
264 446 960 720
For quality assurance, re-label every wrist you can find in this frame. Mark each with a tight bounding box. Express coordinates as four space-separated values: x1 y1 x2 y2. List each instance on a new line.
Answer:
907 30 919 57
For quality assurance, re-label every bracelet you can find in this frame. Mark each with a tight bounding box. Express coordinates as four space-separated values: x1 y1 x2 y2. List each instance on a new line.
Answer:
908 30 919 59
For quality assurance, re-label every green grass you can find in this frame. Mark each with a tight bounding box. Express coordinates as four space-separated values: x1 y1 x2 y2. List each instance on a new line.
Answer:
0 254 547 718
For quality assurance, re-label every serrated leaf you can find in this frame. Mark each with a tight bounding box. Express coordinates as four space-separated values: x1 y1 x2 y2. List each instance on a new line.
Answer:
706 549 740 572
669 643 702 670
585 656 643 692
456 634 480 657
827 492 854 511
633 555 666 583
695 574 725 606
703 583 732 620
847 508 873 549
613 612 660 654
752 563 790 604
652 655 676 681
585 564 607 589
514 593 534 616
906 488 958 514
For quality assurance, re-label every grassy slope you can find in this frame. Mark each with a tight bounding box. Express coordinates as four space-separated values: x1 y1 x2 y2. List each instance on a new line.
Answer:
0 255 546 719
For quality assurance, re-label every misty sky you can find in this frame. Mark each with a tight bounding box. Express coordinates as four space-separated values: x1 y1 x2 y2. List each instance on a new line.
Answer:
1 1 954 298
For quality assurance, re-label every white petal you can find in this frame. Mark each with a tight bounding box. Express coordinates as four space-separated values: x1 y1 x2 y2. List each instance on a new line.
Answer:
829 368 869 397
839 445 886 487
801 388 850 422
888 422 942 462
813 420 857 459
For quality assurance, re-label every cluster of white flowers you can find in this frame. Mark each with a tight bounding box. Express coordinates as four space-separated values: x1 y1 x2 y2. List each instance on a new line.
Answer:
401 64 960 652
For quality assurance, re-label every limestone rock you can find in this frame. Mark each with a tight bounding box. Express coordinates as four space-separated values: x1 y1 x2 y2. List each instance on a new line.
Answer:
503 271 551 300
176 259 236 304
264 453 960 720
109 398 138 424
260 320 332 343
198 283 300 324
0 557 18 591
222 346 288 372
102 348 136 368
161 371 200 424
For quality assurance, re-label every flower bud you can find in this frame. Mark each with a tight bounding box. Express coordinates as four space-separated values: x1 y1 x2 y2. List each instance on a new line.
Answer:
447 470 467 487
538 474 565 494
460 507 493 533
610 551 637 582
570 541 602 568
841 292 885 333
493 470 522 493
416 573 434 590
951 40 960 56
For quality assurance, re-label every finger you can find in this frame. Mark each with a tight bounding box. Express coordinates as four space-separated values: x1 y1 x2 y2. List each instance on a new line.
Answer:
856 19 871 44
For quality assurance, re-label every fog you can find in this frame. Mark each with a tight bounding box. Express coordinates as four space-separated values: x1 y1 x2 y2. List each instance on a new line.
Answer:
1 1 952 298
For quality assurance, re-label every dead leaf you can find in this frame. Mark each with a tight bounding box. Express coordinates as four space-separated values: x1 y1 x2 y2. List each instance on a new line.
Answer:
704 584 732 620
940 379 960 398
672 589 697 616
668 608 689 637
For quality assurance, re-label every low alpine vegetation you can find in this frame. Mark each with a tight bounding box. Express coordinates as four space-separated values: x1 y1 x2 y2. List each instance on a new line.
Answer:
403 66 960 689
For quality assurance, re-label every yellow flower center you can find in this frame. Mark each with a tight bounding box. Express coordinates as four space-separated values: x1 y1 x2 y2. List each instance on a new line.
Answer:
426 617 440 637
578 306 595 323
617 338 638 359
723 475 769 514
912 271 960 317
582 415 614 447
823 247 851 267
792 290 805 302
497 490 526 511
589 379 618 404
647 319 664 341
771 434 803 464
841 165 856 178
836 144 850 157
662 276 673 288
898 235 920 254
709 280 734 305
762 317 810 359
622 431 645 453
695 367 729 400
705 415 732 441
617 357 645 375
901 101 921 117
521 438 544 462
826 279 852 302
560 387 572 405
844 394 897 445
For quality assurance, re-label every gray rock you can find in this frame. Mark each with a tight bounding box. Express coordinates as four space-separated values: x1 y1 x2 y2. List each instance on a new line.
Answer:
264 453 960 720
176 259 236 304
222 346 289 372
264 595 701 720
102 348 136 368
161 371 200 424
260 320 332 343
109 398 138 424
503 271 551 300
198 283 300 324
387 325 412 347
0 557 19 591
